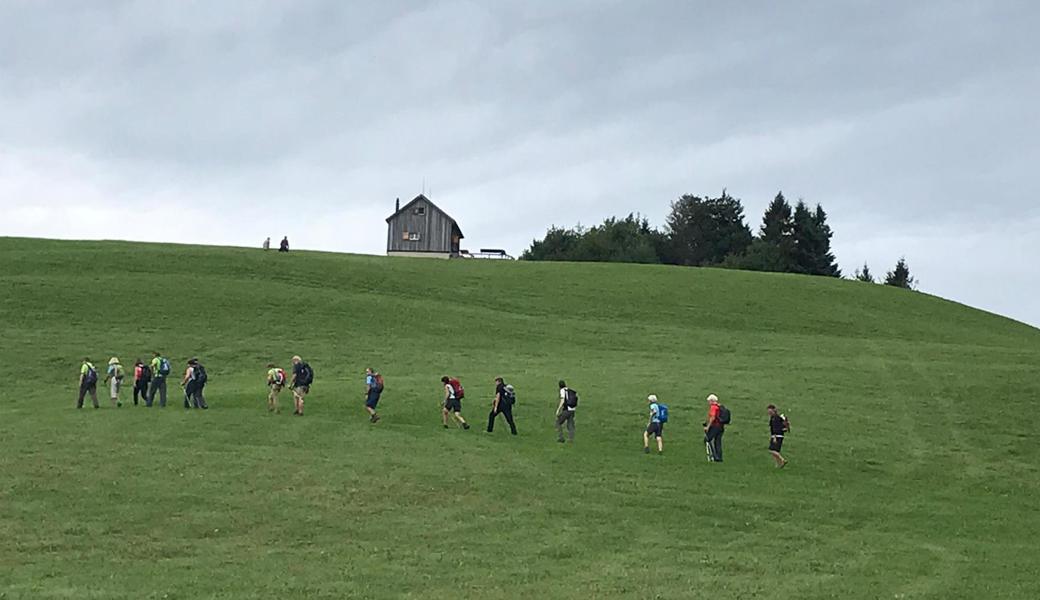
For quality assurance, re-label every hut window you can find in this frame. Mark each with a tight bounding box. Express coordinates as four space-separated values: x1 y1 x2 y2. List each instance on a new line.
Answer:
401 231 410 240
409 232 422 241
414 206 426 216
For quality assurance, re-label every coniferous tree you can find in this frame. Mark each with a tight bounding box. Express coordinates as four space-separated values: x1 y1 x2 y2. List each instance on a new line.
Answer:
731 191 797 272
884 257 916 289
791 200 817 274
853 262 875 283
810 204 841 277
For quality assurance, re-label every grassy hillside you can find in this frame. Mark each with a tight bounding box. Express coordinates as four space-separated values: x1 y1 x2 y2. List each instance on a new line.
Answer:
1 237 1038 599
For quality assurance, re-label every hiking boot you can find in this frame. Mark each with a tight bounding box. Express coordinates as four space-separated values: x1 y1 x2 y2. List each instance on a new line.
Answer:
643 447 650 454
462 423 470 430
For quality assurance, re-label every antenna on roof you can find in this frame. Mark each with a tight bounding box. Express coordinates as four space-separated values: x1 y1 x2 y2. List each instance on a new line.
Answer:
395 197 400 212
422 177 425 196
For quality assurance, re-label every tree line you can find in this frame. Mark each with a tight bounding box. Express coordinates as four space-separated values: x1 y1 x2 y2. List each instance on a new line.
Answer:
521 190 916 289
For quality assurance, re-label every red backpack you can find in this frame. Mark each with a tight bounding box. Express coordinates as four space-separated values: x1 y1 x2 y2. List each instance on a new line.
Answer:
449 378 465 399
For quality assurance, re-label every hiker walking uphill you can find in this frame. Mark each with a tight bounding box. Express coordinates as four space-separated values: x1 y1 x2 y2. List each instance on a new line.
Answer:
132 358 151 406
644 394 667 454
147 351 172 407
104 357 125 408
441 376 471 430
364 368 384 423
767 405 790 468
555 380 578 443
182 358 208 409
486 377 518 435
76 358 100 409
704 394 730 462
266 363 286 413
290 356 313 416
279 236 290 253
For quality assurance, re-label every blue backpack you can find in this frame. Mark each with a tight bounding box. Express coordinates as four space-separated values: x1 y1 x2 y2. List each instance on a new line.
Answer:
657 403 669 423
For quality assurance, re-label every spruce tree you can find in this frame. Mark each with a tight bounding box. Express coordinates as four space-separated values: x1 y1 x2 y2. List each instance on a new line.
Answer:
810 204 841 277
757 192 796 272
854 262 874 283
791 200 816 274
884 257 916 289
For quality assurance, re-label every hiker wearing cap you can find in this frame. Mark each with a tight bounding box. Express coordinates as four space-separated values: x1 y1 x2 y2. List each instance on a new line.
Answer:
147 351 171 407
266 363 286 413
76 357 100 409
555 380 578 443
704 394 728 462
441 376 471 430
767 405 790 468
644 394 666 454
290 355 313 416
364 367 383 423
103 357 125 407
486 377 518 435
182 358 209 409
132 358 151 406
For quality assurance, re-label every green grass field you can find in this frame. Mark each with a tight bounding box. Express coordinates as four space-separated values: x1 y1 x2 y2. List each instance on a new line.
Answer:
1 237 1038 599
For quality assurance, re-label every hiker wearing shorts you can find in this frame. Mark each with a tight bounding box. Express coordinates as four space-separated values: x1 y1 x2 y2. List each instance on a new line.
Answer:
266 363 285 413
704 394 725 462
486 377 518 435
441 376 470 430
76 358 99 409
364 368 382 423
767 405 789 468
644 394 664 454
290 355 312 416
555 380 577 443
132 359 151 406
147 351 169 408
104 357 124 407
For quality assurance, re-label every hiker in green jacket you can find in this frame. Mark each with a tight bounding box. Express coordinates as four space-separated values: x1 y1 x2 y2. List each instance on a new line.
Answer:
77 358 100 409
147 351 170 407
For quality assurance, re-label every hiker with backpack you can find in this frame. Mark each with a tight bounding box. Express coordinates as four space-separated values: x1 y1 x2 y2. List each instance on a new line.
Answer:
266 363 287 413
104 357 125 408
441 376 471 430
555 380 578 443
767 405 790 468
364 367 383 423
279 236 290 252
76 357 100 409
290 355 313 416
147 351 172 407
644 394 667 454
132 358 151 406
486 376 517 435
704 394 730 462
182 358 209 409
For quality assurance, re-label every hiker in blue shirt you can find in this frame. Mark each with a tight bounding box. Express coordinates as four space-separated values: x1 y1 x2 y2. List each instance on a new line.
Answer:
364 367 382 423
643 394 666 455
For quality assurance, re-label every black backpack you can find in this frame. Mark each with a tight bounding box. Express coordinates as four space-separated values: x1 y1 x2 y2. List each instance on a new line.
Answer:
718 404 731 425
83 365 98 385
193 364 208 385
565 388 579 409
140 364 152 380
299 363 314 386
502 386 516 405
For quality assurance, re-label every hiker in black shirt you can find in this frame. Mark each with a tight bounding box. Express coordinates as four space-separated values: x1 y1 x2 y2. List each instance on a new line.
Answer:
486 377 518 435
767 404 789 468
279 236 290 252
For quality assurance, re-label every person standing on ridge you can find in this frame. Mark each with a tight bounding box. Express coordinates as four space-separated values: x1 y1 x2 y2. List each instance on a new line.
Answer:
364 367 383 423
555 380 578 443
643 394 666 455
290 355 313 416
486 376 517 435
147 351 171 407
266 363 286 413
279 236 290 252
132 358 151 406
76 357 100 409
441 376 470 430
104 357 125 408
263 237 270 250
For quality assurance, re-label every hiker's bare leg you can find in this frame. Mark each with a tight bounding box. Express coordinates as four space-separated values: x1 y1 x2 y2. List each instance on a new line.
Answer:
643 431 650 449
657 437 663 453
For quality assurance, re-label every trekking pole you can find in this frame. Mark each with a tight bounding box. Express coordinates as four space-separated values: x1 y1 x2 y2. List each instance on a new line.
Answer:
705 440 712 462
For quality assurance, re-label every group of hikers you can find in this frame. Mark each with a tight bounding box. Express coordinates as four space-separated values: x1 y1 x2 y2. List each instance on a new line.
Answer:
77 353 209 410
76 357 792 467
262 236 290 252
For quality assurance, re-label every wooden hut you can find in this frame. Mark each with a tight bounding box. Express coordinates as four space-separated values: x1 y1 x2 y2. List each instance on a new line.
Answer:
385 195 464 258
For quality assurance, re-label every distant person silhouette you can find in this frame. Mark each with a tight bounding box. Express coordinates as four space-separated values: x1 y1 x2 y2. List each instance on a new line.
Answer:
263 237 270 250
279 236 290 253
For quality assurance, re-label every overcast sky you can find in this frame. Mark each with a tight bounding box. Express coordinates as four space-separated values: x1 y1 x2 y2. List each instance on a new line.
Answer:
1 1 1037 327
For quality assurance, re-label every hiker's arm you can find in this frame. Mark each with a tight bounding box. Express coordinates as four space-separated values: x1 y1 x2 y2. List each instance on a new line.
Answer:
493 392 500 412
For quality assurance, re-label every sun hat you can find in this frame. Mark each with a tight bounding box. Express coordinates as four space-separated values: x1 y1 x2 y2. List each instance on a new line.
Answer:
707 394 719 403
647 394 658 402
109 357 120 365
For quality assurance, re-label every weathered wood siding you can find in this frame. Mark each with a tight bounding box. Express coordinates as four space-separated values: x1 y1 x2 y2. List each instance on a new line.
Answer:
387 197 457 254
